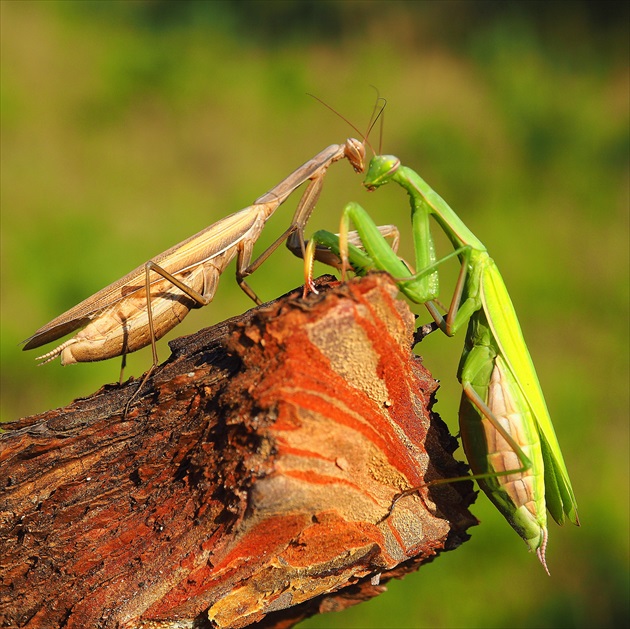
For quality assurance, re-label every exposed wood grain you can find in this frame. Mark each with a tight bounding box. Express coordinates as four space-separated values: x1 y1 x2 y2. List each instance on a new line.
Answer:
1 274 476 629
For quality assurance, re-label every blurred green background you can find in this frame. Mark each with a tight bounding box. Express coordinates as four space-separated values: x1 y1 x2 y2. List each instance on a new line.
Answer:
1 1 628 627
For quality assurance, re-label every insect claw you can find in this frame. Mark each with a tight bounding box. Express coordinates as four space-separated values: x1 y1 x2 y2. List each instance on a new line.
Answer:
302 279 319 299
413 321 439 346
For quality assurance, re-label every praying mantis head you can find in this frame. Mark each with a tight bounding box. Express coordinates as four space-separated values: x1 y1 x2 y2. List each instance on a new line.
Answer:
364 155 401 191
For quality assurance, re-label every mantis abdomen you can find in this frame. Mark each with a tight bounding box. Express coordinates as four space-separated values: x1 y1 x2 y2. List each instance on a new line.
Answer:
460 350 547 557
35 262 218 365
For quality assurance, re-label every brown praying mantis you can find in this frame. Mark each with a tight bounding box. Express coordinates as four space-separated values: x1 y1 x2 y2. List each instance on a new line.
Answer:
22 104 385 392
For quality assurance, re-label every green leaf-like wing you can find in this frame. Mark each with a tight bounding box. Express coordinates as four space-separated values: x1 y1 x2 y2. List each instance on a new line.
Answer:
480 261 579 526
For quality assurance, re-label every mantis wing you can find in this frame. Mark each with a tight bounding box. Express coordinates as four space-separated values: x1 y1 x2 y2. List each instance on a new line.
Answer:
22 208 261 351
480 261 579 526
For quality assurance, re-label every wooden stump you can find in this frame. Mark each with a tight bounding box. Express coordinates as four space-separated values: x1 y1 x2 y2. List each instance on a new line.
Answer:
0 274 476 629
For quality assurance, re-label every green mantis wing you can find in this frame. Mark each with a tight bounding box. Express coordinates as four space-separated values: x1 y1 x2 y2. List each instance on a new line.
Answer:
481 262 579 526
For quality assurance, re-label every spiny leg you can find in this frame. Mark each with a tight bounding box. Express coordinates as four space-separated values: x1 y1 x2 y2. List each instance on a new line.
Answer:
123 259 219 417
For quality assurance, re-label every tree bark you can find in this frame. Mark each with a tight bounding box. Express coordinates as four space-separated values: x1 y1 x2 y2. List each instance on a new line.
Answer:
1 274 476 629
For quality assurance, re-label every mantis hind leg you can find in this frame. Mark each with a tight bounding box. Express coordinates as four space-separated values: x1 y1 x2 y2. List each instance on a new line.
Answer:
122 260 220 417
388 381 534 519
119 353 127 385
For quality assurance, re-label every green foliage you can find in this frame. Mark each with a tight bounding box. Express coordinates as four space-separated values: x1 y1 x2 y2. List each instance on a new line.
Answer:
2 2 627 627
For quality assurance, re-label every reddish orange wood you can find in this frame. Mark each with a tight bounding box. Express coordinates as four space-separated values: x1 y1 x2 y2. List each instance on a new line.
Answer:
1 274 476 629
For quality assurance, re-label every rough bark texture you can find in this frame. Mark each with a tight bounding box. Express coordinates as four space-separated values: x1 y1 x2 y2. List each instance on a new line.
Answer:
1 274 476 629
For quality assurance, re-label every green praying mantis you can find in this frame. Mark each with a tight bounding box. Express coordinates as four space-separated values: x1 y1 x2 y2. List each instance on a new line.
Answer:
303 154 579 572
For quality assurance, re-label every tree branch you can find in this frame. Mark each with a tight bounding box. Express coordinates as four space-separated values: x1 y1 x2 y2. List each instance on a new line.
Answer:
1 274 476 629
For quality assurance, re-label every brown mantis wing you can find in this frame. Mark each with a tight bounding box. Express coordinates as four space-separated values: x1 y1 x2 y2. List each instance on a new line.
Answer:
22 206 267 351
